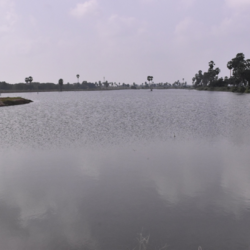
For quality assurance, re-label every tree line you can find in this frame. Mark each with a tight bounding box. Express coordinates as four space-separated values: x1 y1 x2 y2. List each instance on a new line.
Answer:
0 79 131 92
192 53 250 92
0 71 190 92
0 77 188 92
0 73 189 93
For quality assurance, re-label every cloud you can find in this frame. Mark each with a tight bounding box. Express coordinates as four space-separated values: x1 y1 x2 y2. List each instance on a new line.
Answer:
70 0 99 18
138 0 157 3
174 17 205 44
211 2 250 38
225 0 250 8
0 0 17 34
211 17 233 36
180 0 196 7
100 15 138 37
97 15 146 42
175 18 193 36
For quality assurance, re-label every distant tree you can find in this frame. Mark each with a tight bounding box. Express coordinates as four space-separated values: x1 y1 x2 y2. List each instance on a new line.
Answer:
58 78 63 91
193 61 220 87
227 60 233 78
227 53 250 87
25 76 33 90
28 76 33 84
103 81 109 88
208 61 215 70
82 81 88 89
147 76 153 88
243 59 250 85
0 81 11 91
131 82 137 89
192 70 203 86
205 61 220 86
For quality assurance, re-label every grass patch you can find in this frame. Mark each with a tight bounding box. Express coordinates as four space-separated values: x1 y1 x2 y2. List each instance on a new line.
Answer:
0 97 32 106
0 97 23 101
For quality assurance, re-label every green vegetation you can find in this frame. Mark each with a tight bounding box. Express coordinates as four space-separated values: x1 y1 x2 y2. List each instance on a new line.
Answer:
0 73 189 93
0 97 32 107
0 80 132 92
193 53 250 93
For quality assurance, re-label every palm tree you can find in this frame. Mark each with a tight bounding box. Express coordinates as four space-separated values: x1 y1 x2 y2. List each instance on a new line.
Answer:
76 74 80 83
28 76 33 84
209 61 215 70
227 61 233 77
147 76 153 89
25 76 33 90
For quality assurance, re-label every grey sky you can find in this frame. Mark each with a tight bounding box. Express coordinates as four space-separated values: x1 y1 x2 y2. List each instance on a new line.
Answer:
1 0 250 84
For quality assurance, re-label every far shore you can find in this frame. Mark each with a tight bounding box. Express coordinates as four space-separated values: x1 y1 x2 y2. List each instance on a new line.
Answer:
0 86 193 94
0 88 132 94
2 86 250 95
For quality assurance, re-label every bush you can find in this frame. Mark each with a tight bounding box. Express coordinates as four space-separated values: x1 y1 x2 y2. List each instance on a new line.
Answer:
231 87 237 92
244 87 250 93
238 86 246 93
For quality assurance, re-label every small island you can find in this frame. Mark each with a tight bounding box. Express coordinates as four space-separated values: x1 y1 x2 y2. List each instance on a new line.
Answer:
0 97 32 107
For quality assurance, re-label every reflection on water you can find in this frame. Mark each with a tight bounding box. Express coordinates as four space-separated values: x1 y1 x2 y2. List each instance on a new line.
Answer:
1 90 250 249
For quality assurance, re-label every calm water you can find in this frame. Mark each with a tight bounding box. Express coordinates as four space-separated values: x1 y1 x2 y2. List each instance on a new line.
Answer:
1 89 250 250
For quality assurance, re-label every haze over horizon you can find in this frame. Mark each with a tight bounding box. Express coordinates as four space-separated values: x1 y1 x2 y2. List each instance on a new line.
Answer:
1 0 250 84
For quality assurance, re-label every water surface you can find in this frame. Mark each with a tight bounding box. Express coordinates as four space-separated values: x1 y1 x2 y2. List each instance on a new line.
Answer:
1 90 250 250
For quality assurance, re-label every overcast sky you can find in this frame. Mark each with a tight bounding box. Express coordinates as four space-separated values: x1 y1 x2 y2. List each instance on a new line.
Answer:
1 0 250 84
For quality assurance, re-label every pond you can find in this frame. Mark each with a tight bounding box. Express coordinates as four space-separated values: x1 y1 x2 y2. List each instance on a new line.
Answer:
1 89 250 250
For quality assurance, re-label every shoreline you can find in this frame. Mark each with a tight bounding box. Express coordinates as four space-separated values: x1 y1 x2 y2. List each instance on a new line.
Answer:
0 87 192 94
194 86 250 93
0 88 130 94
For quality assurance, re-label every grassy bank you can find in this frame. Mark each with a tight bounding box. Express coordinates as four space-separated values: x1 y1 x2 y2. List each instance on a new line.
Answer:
0 97 32 107
195 86 250 93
